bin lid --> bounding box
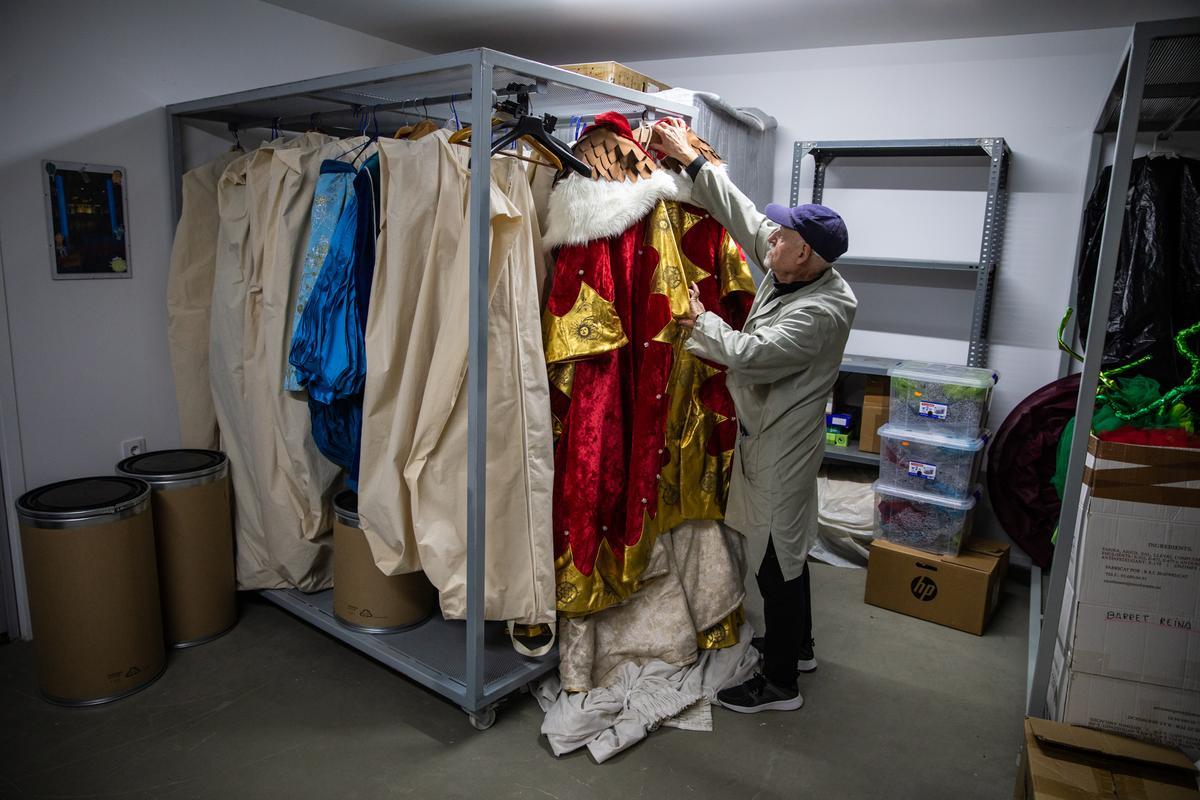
[887,361,999,389]
[878,424,989,451]
[873,480,980,510]
[333,490,359,527]
[116,449,227,483]
[17,476,150,524]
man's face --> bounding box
[764,227,810,278]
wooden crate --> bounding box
[557,61,671,94]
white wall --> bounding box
[632,28,1132,562]
[0,0,425,636]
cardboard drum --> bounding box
[17,476,165,706]
[333,491,435,633]
[117,449,236,647]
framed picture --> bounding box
[42,161,131,280]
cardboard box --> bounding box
[859,393,889,455]
[1053,437,1200,692]
[1059,581,1200,691]
[1048,639,1200,759]
[1015,717,1199,799]
[864,537,1009,635]
[557,62,671,93]
[1071,437,1200,618]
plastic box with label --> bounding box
[877,423,988,499]
[887,361,997,438]
[873,481,979,556]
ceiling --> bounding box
[265,0,1197,63]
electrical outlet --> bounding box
[121,437,147,459]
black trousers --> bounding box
[757,536,813,688]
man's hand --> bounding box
[675,282,706,330]
[651,118,700,165]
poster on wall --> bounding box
[42,161,131,280]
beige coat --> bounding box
[684,164,857,580]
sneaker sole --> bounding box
[797,659,818,674]
[719,695,804,714]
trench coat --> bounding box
[684,164,857,580]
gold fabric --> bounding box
[697,606,744,650]
[542,281,628,365]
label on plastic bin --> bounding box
[907,461,938,480]
[918,401,949,420]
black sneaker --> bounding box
[717,674,804,713]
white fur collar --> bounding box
[542,165,722,248]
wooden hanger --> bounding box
[394,118,439,140]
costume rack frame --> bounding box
[165,49,697,730]
[1027,16,1200,718]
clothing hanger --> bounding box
[394,99,439,140]
[228,123,243,152]
[337,106,376,165]
[450,87,590,176]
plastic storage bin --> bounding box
[873,481,979,556]
[887,361,998,437]
[878,424,988,499]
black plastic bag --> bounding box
[1076,155,1200,397]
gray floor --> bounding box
[0,563,1029,800]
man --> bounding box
[653,118,857,713]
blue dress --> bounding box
[284,160,357,392]
[288,154,381,487]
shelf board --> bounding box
[803,138,1001,158]
[823,441,881,465]
[838,354,901,376]
[836,256,980,272]
[260,588,558,711]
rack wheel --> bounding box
[467,707,496,731]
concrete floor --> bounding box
[0,563,1029,800]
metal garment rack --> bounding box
[791,139,1010,466]
[1027,16,1200,718]
[165,49,696,730]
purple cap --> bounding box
[764,203,849,263]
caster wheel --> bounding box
[468,707,496,731]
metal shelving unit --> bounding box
[791,137,1011,369]
[824,354,902,465]
[1027,16,1200,719]
[165,49,697,730]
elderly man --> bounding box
[654,118,857,713]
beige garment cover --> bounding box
[359,133,556,625]
[557,522,746,693]
[209,134,354,590]
[211,145,269,588]
[239,133,351,591]
[167,150,240,449]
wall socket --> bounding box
[120,437,147,459]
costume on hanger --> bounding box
[283,158,358,392]
[543,113,755,619]
[357,132,555,627]
[541,113,756,690]
[167,149,240,449]
[289,152,380,485]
